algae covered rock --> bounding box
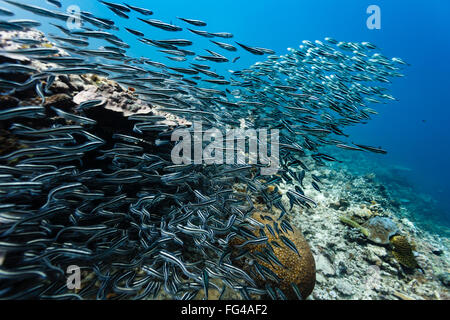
[341,216,399,244]
[364,216,399,244]
[340,215,421,270]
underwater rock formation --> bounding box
[364,217,400,244]
[340,216,399,245]
[340,216,420,270]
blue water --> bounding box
[4,0,449,229]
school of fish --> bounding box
[0,0,408,300]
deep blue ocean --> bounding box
[3,0,449,231]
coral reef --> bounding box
[390,235,419,269]
[363,217,400,244]
[283,164,449,300]
[340,216,420,271]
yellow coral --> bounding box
[390,235,418,269]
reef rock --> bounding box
[363,216,399,244]
[335,280,354,296]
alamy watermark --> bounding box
[66,5,82,30]
[171,121,280,175]
[367,5,381,30]
[66,265,81,290]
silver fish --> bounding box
[177,17,207,27]
[138,18,182,32]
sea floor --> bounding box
[283,164,450,300]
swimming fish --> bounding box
[178,17,207,27]
[138,18,182,32]
[0,0,407,301]
[210,40,237,52]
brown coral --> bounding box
[232,204,316,299]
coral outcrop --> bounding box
[233,204,316,299]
